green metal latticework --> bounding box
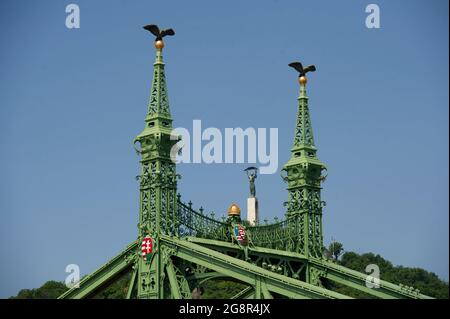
[59,28,432,299]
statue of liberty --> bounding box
[244,167,258,197]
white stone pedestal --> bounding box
[247,197,259,226]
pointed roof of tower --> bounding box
[284,69,326,169]
[136,26,175,140]
[293,81,315,150]
[145,48,172,123]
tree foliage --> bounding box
[201,279,247,299]
[91,272,131,299]
[325,241,344,261]
[10,280,68,299]
[335,251,449,299]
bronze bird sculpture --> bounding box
[143,24,175,49]
[288,62,316,77]
[143,24,175,41]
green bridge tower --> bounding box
[59,25,432,299]
[133,37,179,299]
[283,72,327,283]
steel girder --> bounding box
[183,236,431,299]
[231,286,254,299]
[58,241,138,299]
[159,235,350,299]
[309,259,432,299]
[58,235,431,299]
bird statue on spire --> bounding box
[288,61,316,85]
[143,24,175,50]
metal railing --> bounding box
[177,200,230,241]
[247,216,303,253]
[176,199,306,253]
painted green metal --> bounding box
[58,241,138,299]
[133,46,180,299]
[184,236,430,299]
[59,33,432,299]
[231,286,254,299]
[282,81,327,261]
[160,235,351,299]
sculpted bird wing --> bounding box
[161,28,175,37]
[143,24,160,37]
[288,62,304,74]
[303,65,316,73]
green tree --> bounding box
[328,241,344,261]
[339,251,449,299]
[91,272,131,299]
[10,281,68,299]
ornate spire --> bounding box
[286,62,319,161]
[282,63,326,260]
[136,25,175,143]
[283,63,326,182]
[292,79,316,157]
[145,47,172,126]
[135,25,178,299]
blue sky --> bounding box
[0,0,448,297]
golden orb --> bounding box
[227,203,241,216]
[155,40,164,50]
[299,76,307,85]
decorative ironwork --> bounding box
[147,57,171,118]
[177,200,230,241]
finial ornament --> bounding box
[227,203,241,216]
[288,61,316,85]
[143,24,175,50]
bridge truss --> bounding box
[59,28,431,299]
